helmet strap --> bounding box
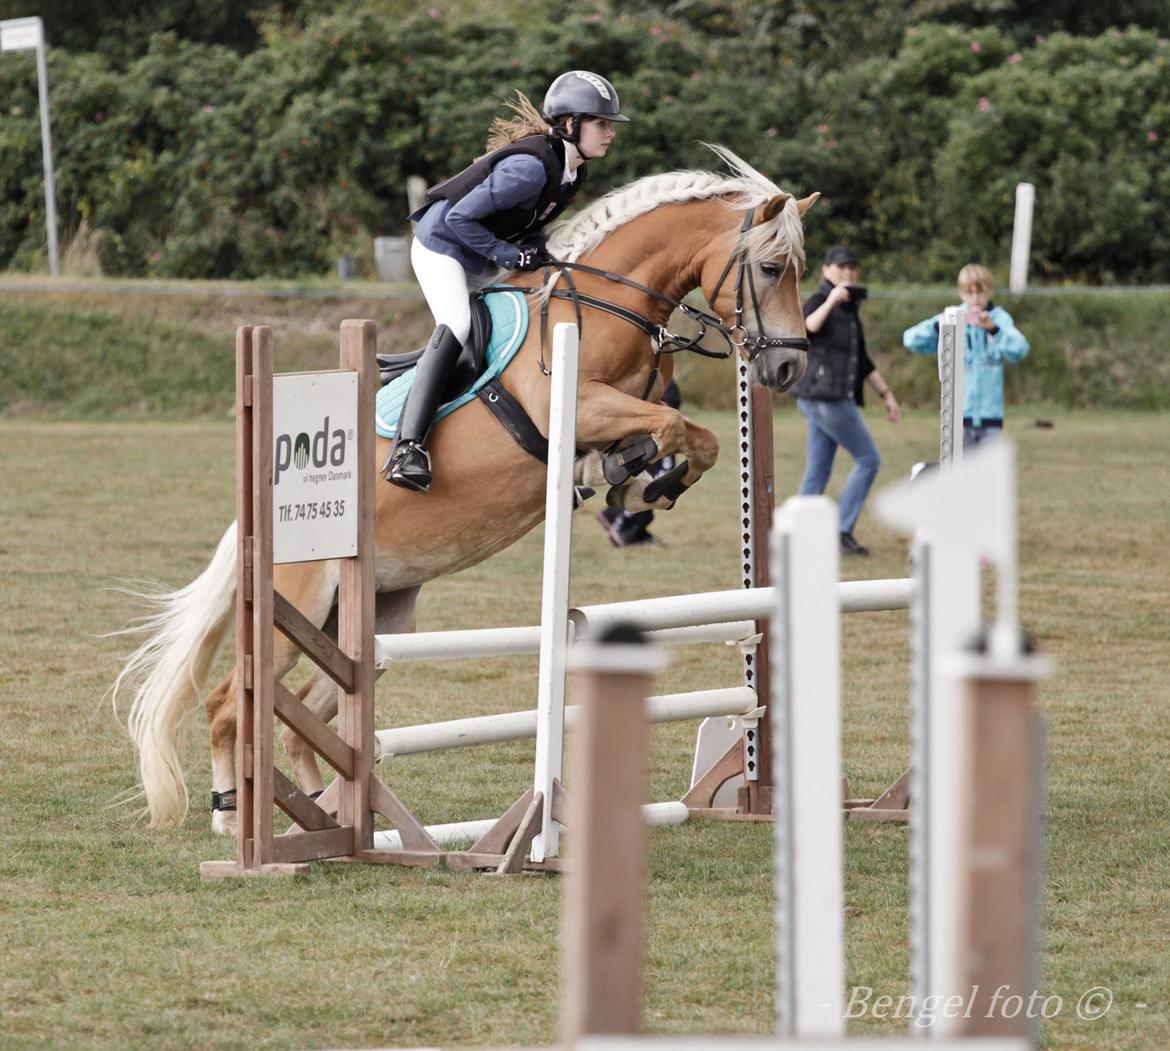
[552,115,582,146]
[563,140,586,171]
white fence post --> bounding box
[908,535,982,1034]
[772,496,844,1037]
[1009,182,1035,294]
[531,323,580,863]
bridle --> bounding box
[493,205,811,398]
[706,207,812,360]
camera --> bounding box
[847,285,868,302]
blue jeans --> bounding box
[795,397,881,533]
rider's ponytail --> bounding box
[484,91,557,153]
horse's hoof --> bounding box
[211,809,237,836]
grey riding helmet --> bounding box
[543,71,630,141]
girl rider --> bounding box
[382,70,629,492]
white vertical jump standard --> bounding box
[770,498,844,1037]
[939,305,966,468]
[879,439,1049,1040]
[531,322,580,863]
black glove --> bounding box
[514,245,554,272]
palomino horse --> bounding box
[114,147,817,832]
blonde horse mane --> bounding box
[545,144,806,269]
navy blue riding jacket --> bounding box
[411,138,580,275]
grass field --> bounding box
[1,406,1168,1050]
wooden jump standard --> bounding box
[201,321,443,878]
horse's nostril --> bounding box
[776,361,796,390]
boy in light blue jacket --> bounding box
[902,264,1030,446]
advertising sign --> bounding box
[271,371,358,564]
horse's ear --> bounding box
[754,192,792,224]
[797,192,821,217]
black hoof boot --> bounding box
[602,435,659,486]
[383,440,432,492]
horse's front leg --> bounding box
[606,415,720,512]
[206,671,238,835]
[575,380,688,473]
[576,380,719,511]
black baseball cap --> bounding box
[824,245,860,266]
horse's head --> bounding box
[704,191,820,392]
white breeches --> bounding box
[411,238,473,344]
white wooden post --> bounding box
[909,535,982,1033]
[1009,182,1035,294]
[531,323,580,862]
[772,496,844,1037]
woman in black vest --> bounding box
[791,246,901,556]
[383,71,629,493]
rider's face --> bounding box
[577,117,616,158]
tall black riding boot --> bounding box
[381,324,464,492]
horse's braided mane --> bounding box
[545,144,806,270]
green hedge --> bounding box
[3,4,1170,283]
[2,286,1168,418]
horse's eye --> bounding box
[760,263,781,278]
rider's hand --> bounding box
[513,246,554,272]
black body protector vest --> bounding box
[425,134,586,243]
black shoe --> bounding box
[840,531,870,556]
[596,510,623,547]
[383,440,432,493]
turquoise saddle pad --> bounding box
[375,289,530,439]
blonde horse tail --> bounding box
[111,522,238,828]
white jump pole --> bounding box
[1009,182,1035,295]
[373,620,760,666]
[771,496,844,1037]
[531,322,580,863]
[374,800,688,852]
[571,577,913,633]
[374,576,912,666]
[375,686,758,758]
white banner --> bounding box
[271,371,359,564]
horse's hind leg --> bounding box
[282,585,422,796]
